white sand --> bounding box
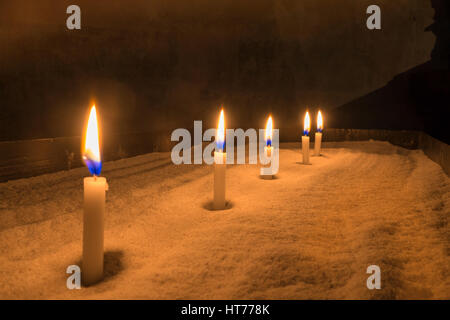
[0,141,448,299]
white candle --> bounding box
[314,110,323,156]
[213,109,226,210]
[314,132,322,156]
[302,135,310,164]
[302,111,311,164]
[214,151,226,209]
[81,105,107,285]
[83,176,107,285]
[265,146,272,158]
[261,146,273,179]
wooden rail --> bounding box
[0,131,171,182]
[0,129,447,182]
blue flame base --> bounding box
[84,158,102,176]
[216,141,225,153]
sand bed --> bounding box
[0,141,449,299]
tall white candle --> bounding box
[214,151,226,209]
[314,110,323,156]
[213,109,226,210]
[302,111,311,164]
[81,105,107,285]
[83,176,107,285]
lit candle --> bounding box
[213,109,226,210]
[261,115,274,179]
[314,110,323,156]
[82,105,108,285]
[302,111,311,164]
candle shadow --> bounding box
[202,201,234,211]
[295,162,313,165]
[103,250,125,282]
[76,249,125,287]
[259,174,279,180]
[311,154,330,159]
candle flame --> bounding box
[317,110,323,133]
[265,115,273,147]
[83,105,102,175]
[303,111,311,136]
[216,108,225,152]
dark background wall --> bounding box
[329,0,449,143]
[0,0,436,141]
